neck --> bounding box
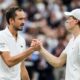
[8,25,18,39]
[70,25,80,38]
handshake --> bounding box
[30,39,42,51]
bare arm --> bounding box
[21,62,30,80]
[40,46,67,68]
[1,46,39,67]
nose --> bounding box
[22,19,25,23]
[20,20,25,26]
[21,23,24,26]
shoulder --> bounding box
[0,30,5,34]
[0,29,6,38]
[0,30,8,44]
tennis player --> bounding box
[0,7,40,80]
[31,9,80,80]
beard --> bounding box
[13,26,23,31]
[13,23,24,31]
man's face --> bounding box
[12,10,26,31]
[65,16,78,31]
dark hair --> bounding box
[6,7,24,24]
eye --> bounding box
[19,18,23,20]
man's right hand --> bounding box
[30,39,42,51]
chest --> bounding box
[6,36,25,56]
[67,39,80,65]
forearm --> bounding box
[6,47,34,67]
[21,62,30,80]
[40,47,62,68]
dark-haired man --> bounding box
[0,7,40,80]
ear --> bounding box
[75,19,79,24]
[9,18,14,24]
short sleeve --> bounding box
[0,36,9,52]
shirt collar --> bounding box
[5,26,20,39]
[5,27,13,37]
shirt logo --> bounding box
[20,45,23,48]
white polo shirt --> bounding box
[0,28,26,80]
[63,35,80,80]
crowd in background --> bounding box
[0,0,80,80]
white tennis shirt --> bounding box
[0,27,26,80]
[63,35,80,80]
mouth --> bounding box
[20,26,24,29]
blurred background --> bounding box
[0,0,80,80]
